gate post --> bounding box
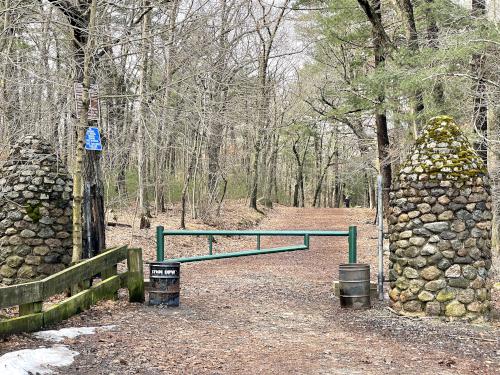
[348,226,357,263]
[156,226,165,261]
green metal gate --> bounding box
[156,226,358,264]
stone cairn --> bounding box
[388,116,492,320]
[0,135,73,285]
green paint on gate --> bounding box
[156,226,357,264]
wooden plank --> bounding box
[19,301,43,316]
[90,275,121,304]
[0,313,43,336]
[127,248,145,303]
[43,245,128,298]
[0,281,43,309]
[101,265,118,299]
[43,289,92,327]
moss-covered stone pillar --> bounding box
[388,116,492,320]
[0,135,73,285]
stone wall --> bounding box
[388,116,492,320]
[0,135,73,285]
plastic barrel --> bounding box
[339,263,371,309]
[149,262,180,306]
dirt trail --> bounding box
[1,208,499,374]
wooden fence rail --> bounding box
[0,245,144,336]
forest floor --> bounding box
[1,204,499,374]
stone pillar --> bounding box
[388,116,492,320]
[0,135,73,285]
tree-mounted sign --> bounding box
[84,127,103,151]
[74,83,100,121]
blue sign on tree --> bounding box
[85,127,103,151]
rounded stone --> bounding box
[437,195,450,205]
[8,235,22,245]
[399,230,412,239]
[451,220,466,232]
[33,246,50,256]
[436,288,456,302]
[462,265,477,280]
[45,238,62,248]
[14,245,31,256]
[421,244,436,255]
[408,279,425,293]
[420,266,441,281]
[403,300,422,312]
[421,213,437,223]
[445,301,466,317]
[425,301,441,315]
[408,211,420,219]
[0,265,17,278]
[417,203,431,213]
[403,247,420,258]
[423,222,449,232]
[395,277,409,290]
[5,228,17,235]
[44,254,61,264]
[438,211,454,221]
[408,256,427,268]
[476,288,488,301]
[6,255,24,268]
[440,231,457,240]
[17,264,36,279]
[466,301,483,312]
[431,204,445,214]
[398,214,409,222]
[400,289,416,302]
[37,263,65,275]
[445,264,461,278]
[425,279,447,291]
[470,277,485,289]
[418,291,434,302]
[457,289,475,304]
[409,237,426,246]
[19,229,36,238]
[396,240,410,248]
[38,227,55,239]
[389,288,400,301]
[25,255,42,265]
[448,277,470,288]
[403,267,419,279]
[428,252,444,266]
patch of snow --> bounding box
[33,325,116,342]
[0,345,78,375]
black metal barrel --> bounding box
[339,263,371,309]
[149,262,180,306]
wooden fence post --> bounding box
[127,248,145,303]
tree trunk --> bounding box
[396,0,423,136]
[155,0,180,214]
[180,131,199,229]
[137,0,151,229]
[357,0,392,208]
[48,0,106,258]
[425,0,444,106]
[471,0,488,165]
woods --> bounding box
[1,0,499,254]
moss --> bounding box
[25,203,41,222]
[402,116,487,182]
[0,313,43,335]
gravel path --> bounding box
[1,207,498,374]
